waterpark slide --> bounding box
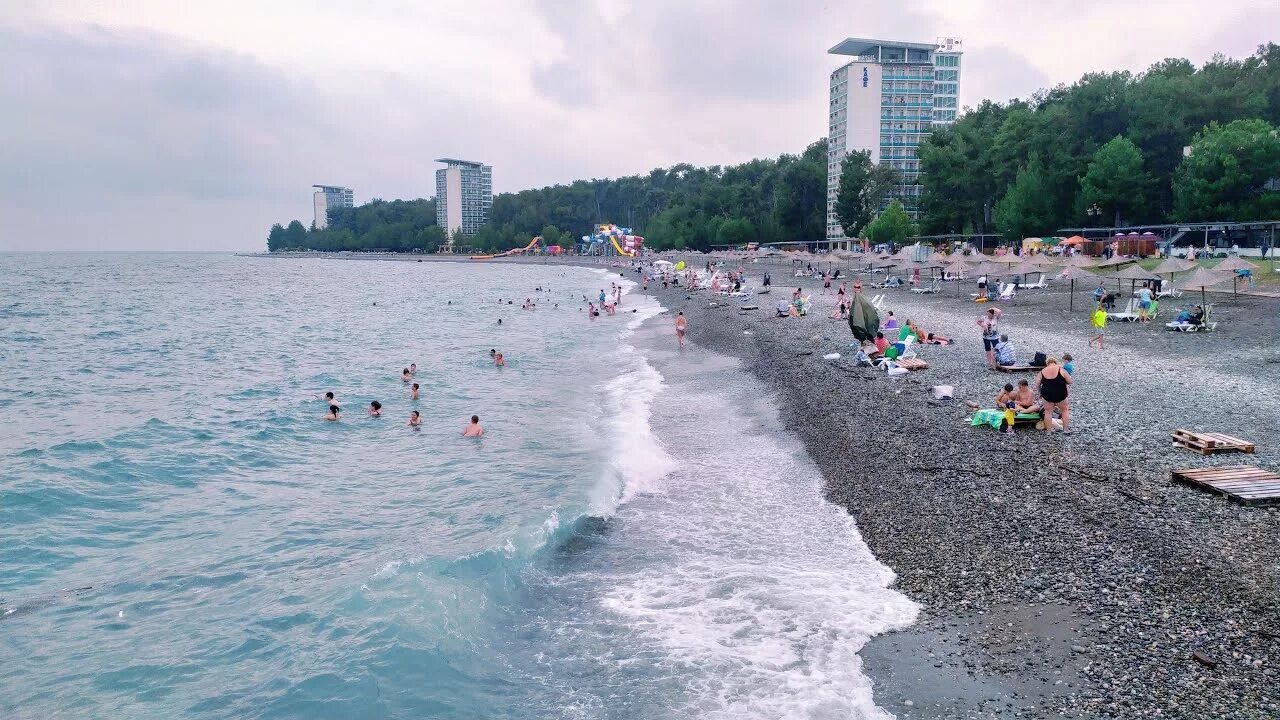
[470,236,541,260]
[609,236,637,257]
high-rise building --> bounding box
[435,159,493,246]
[312,185,354,229]
[826,37,962,239]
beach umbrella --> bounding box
[1095,254,1134,268]
[1110,263,1162,295]
[1063,254,1099,268]
[1178,267,1233,306]
[1213,257,1260,297]
[1151,257,1196,275]
[847,292,880,343]
[1061,266,1105,311]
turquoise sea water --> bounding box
[1,254,916,719]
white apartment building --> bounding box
[826,37,963,239]
[312,185,354,230]
[435,159,493,246]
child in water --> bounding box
[408,410,422,427]
[402,368,411,382]
[495,352,505,367]
[410,383,420,401]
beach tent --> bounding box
[847,293,880,343]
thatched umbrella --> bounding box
[1063,254,1100,269]
[1178,267,1234,306]
[1095,254,1135,268]
[1214,256,1260,297]
[1061,266,1106,311]
[1110,263,1162,295]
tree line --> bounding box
[267,44,1280,253]
[917,44,1280,237]
[267,141,830,253]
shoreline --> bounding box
[638,270,1280,719]
[254,252,1280,717]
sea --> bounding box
[0,253,917,720]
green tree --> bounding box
[774,141,827,242]
[864,200,916,247]
[715,218,755,246]
[539,224,566,248]
[266,223,287,251]
[1079,135,1150,226]
[994,155,1056,240]
[834,150,900,237]
[284,220,308,248]
[1173,118,1280,220]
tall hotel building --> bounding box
[826,37,962,240]
[312,185,354,229]
[435,159,493,246]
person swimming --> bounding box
[401,368,411,382]
[490,349,496,358]
[409,363,417,376]
[497,318,502,325]
[463,415,484,437]
[410,382,420,401]
[323,391,338,407]
[369,400,382,417]
[408,410,422,427]
[324,405,340,421]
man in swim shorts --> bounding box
[463,415,484,436]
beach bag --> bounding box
[1032,351,1047,367]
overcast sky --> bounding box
[1,0,1276,251]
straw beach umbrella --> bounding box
[1213,256,1260,297]
[1110,263,1162,295]
[1061,266,1105,311]
[1178,267,1233,306]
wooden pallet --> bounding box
[993,364,1037,373]
[1172,466,1280,505]
[1171,429,1256,455]
[896,358,929,371]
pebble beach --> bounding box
[642,265,1280,719]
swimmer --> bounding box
[401,368,411,382]
[490,349,497,358]
[323,391,338,407]
[410,382,420,401]
[495,352,505,367]
[324,404,340,421]
[497,318,502,325]
[408,410,422,427]
[369,400,382,417]
[463,415,484,437]
[409,363,417,376]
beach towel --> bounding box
[971,408,1014,430]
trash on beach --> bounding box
[931,385,954,399]
[823,352,841,360]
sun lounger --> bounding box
[1020,274,1048,289]
[911,279,941,294]
[1166,304,1216,332]
[1107,298,1138,322]
[870,293,886,311]
[1156,284,1182,298]
[997,283,1016,301]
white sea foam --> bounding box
[595,342,919,718]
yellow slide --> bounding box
[470,236,541,260]
[610,236,636,257]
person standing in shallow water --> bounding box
[463,415,483,436]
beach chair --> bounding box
[1156,284,1182,299]
[997,283,1016,301]
[1107,298,1138,322]
[870,293,887,311]
[911,279,941,294]
[1020,274,1048,289]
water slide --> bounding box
[470,236,541,260]
[610,236,637,257]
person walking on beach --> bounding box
[822,272,831,294]
[763,272,771,290]
[463,415,484,436]
[977,307,1003,368]
[1036,358,1071,433]
[675,311,687,347]
[1089,304,1107,349]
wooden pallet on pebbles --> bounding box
[1171,429,1256,455]
[895,358,928,371]
[1171,466,1280,505]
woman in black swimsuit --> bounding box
[1036,358,1072,433]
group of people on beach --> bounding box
[320,363,484,436]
